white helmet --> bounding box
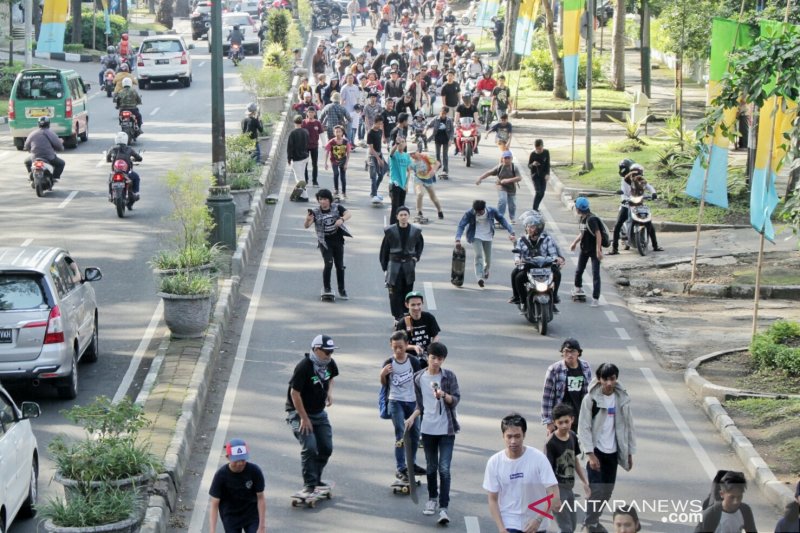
[122,77,133,88]
[115,132,128,145]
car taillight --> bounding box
[8,99,14,120]
[65,98,72,118]
[137,54,144,67]
[43,305,65,344]
[181,51,188,64]
[113,173,126,182]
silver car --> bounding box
[0,246,102,399]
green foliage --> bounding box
[522,50,605,92]
[287,19,303,52]
[63,43,85,53]
[62,396,149,438]
[156,0,174,29]
[162,163,216,269]
[267,8,291,49]
[298,0,313,33]
[608,113,648,144]
[66,11,128,51]
[230,174,258,190]
[262,41,291,71]
[726,397,800,425]
[227,133,257,175]
[38,486,137,527]
[782,180,800,238]
[158,271,215,295]
[0,64,27,96]
[240,64,290,97]
[150,244,220,271]
[649,15,671,53]
[624,15,640,45]
[654,1,719,61]
[750,320,800,375]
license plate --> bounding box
[531,268,550,276]
[25,107,53,119]
[636,206,650,214]
[0,329,11,343]
[156,59,169,65]
[112,182,125,189]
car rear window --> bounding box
[141,40,184,53]
[224,14,251,26]
[0,274,47,310]
[14,72,64,100]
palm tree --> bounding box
[610,0,625,90]
[542,0,566,98]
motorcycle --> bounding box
[411,124,427,152]
[464,74,477,95]
[109,159,138,218]
[461,0,479,25]
[104,69,115,97]
[118,109,141,144]
[456,117,477,167]
[30,159,55,198]
[229,43,244,66]
[513,254,556,335]
[618,192,653,256]
[311,0,343,29]
[478,90,493,125]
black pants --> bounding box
[389,184,407,225]
[510,265,561,302]
[434,139,449,173]
[389,274,413,319]
[532,176,546,211]
[220,518,259,533]
[613,207,659,250]
[305,147,319,185]
[319,238,345,292]
[25,156,66,181]
[575,252,601,300]
[584,449,619,527]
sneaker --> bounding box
[312,182,320,188]
[591,298,600,307]
[438,211,444,219]
[297,487,316,499]
[553,294,561,304]
[573,287,586,296]
[508,297,520,304]
[553,305,560,313]
[338,289,349,300]
[372,195,382,203]
[607,249,619,255]
[323,287,333,294]
[377,194,384,201]
[424,499,438,515]
[478,279,485,288]
[483,269,490,279]
[653,246,665,252]
[413,464,426,475]
[342,193,348,200]
[396,470,409,483]
[437,508,450,525]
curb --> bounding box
[34,50,97,62]
[617,278,800,300]
[513,108,628,122]
[138,33,316,533]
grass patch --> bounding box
[733,268,800,286]
[474,31,496,54]
[504,69,631,111]
[0,100,8,117]
[779,438,800,467]
[129,21,168,32]
[725,398,800,426]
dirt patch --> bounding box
[698,350,800,395]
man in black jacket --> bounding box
[380,206,424,320]
[528,139,550,211]
[287,115,310,184]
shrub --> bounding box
[297,0,313,34]
[750,320,800,375]
[63,43,85,53]
[263,41,290,71]
[267,9,291,49]
[287,19,303,52]
[66,10,128,51]
[522,50,604,92]
[0,64,27,96]
[240,64,290,97]
[158,271,215,295]
[39,486,137,527]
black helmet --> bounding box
[618,158,634,177]
[38,116,50,128]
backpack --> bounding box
[378,384,391,419]
[588,215,611,248]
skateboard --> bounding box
[291,481,335,508]
[391,477,421,495]
[413,215,430,224]
[372,196,384,207]
[571,288,587,302]
[439,171,449,180]
[451,245,466,287]
[265,194,279,204]
[402,429,419,503]
[320,288,336,302]
[290,180,307,202]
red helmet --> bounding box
[113,160,129,172]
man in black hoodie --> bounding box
[287,115,310,185]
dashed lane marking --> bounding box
[423,281,437,310]
[169,89,178,97]
[465,516,480,533]
[615,327,631,340]
[604,310,619,323]
[57,191,78,208]
[627,345,644,361]
[21,238,33,247]
[199,61,206,67]
[150,107,160,116]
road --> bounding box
[4,20,257,533]
[167,24,779,533]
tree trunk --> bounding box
[610,0,625,90]
[543,0,566,98]
[71,0,82,44]
[121,0,128,19]
[498,0,521,70]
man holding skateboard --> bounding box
[208,439,266,533]
[380,206,425,320]
[455,199,515,288]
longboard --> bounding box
[290,480,335,508]
[290,180,307,202]
[571,288,587,302]
[403,428,418,504]
[451,246,466,287]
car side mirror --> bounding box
[21,401,41,419]
[187,43,195,50]
[83,267,103,282]
[84,83,91,92]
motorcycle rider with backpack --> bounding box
[99,46,120,84]
[106,131,143,200]
[116,77,144,133]
[609,160,664,254]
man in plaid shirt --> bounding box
[320,92,352,141]
[541,338,593,435]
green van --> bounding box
[8,68,91,150]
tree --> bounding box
[157,0,174,28]
[71,0,82,44]
[610,0,625,90]
[498,1,522,70]
[542,0,566,98]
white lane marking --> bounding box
[615,327,631,340]
[112,300,164,404]
[627,345,644,361]
[21,238,33,247]
[0,151,13,161]
[57,191,79,208]
[150,107,160,116]
[135,342,165,406]
[423,281,437,310]
[465,516,480,533]
[169,89,178,97]
[199,61,206,67]
[188,171,291,532]
[640,368,717,478]
[604,310,619,323]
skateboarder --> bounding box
[304,189,352,299]
[380,206,424,320]
[455,199,515,288]
[410,148,443,222]
[528,139,550,212]
[476,150,522,223]
[569,197,604,307]
[208,439,267,533]
[367,116,387,202]
[285,335,339,501]
[287,115,311,185]
[394,291,440,359]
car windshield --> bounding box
[0,274,47,311]
[195,3,211,12]
[224,14,251,26]
[140,40,184,53]
[15,72,64,100]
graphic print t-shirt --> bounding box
[394,312,441,352]
[545,431,581,489]
[326,139,349,164]
[285,356,339,414]
[317,204,347,237]
[565,365,586,427]
[492,85,510,111]
[388,357,416,402]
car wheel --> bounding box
[83,316,99,363]
[57,351,79,400]
[0,515,5,533]
[64,132,79,149]
[182,75,192,88]
[79,119,89,142]
[17,456,38,518]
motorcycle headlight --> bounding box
[535,281,549,292]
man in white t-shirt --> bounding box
[483,413,560,533]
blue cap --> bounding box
[502,150,513,159]
[226,439,249,461]
[575,197,590,212]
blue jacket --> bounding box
[455,207,514,243]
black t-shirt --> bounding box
[434,117,449,142]
[381,110,398,139]
[389,125,409,146]
[580,215,601,254]
[565,365,586,431]
[317,204,347,239]
[208,463,265,528]
[492,85,511,111]
[367,127,384,156]
[545,431,581,488]
[440,81,460,107]
[433,26,445,42]
[285,356,339,414]
[456,103,476,120]
[394,311,441,351]
[421,35,433,53]
[528,149,550,180]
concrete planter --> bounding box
[42,514,141,533]
[55,470,153,504]
[258,96,286,114]
[257,136,272,163]
[231,188,255,223]
[158,292,214,338]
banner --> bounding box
[685,18,755,208]
[36,0,69,54]
[476,0,500,28]
[562,0,583,101]
[514,0,541,55]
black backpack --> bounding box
[588,215,611,248]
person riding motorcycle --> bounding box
[228,24,245,58]
[112,63,137,93]
[443,7,456,23]
[106,131,143,200]
[23,116,65,181]
[509,213,564,310]
[99,45,120,84]
[116,77,144,132]
[454,91,481,154]
[609,161,663,254]
[476,67,497,93]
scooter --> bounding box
[109,159,139,218]
[118,109,141,144]
[30,159,55,198]
[229,43,244,66]
[461,0,479,25]
[104,69,116,97]
[478,89,493,125]
[455,117,478,167]
[512,254,556,335]
[618,193,653,256]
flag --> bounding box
[562,0,583,101]
[35,0,69,54]
[685,18,755,208]
[476,0,500,28]
[514,0,541,55]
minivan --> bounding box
[8,68,91,151]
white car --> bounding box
[135,35,194,89]
[0,384,40,533]
[209,12,260,55]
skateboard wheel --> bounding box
[309,500,316,508]
[402,486,409,494]
[291,500,298,507]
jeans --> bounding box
[554,484,577,533]
[369,155,386,197]
[357,117,365,141]
[332,161,347,194]
[471,238,492,281]
[350,14,357,31]
[532,176,546,211]
[435,139,449,173]
[421,434,454,509]
[253,140,261,164]
[349,126,357,147]
[379,33,388,53]
[290,157,309,184]
[388,399,419,472]
[25,156,66,181]
[496,191,516,221]
[584,449,619,527]
[305,147,319,185]
[575,252,601,300]
[389,183,407,225]
[287,410,333,491]
[319,238,345,292]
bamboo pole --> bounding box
[571,99,576,165]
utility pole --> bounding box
[583,0,594,171]
[640,0,650,97]
[207,0,236,249]
[24,0,33,67]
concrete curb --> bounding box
[514,109,628,122]
[34,50,97,62]
[618,278,800,300]
[139,32,317,533]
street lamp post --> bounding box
[583,0,594,171]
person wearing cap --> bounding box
[541,338,593,435]
[405,342,460,525]
[320,92,352,142]
[241,103,264,163]
[509,211,563,308]
[285,334,340,500]
[323,76,341,106]
[455,199,515,288]
[476,151,521,223]
[380,206,425,319]
[394,290,441,357]
[208,439,266,533]
[569,196,604,307]
[302,107,323,187]
[287,115,311,188]
[293,92,319,118]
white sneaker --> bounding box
[423,499,437,515]
[372,195,382,202]
[437,508,450,525]
[591,298,600,307]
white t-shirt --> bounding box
[715,508,745,533]
[482,446,558,531]
[388,357,416,402]
[595,393,617,454]
[474,212,493,241]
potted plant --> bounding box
[240,64,290,113]
[229,173,258,223]
[158,271,215,338]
